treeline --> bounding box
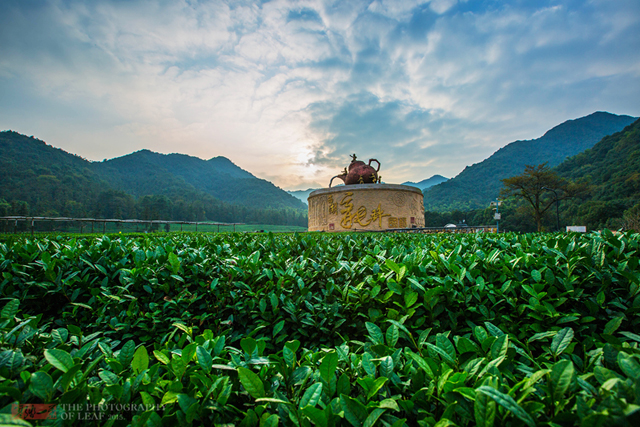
[0,190,307,227]
[425,201,571,233]
[0,131,307,227]
[424,204,532,232]
[426,199,640,233]
[425,118,640,232]
[425,176,640,233]
[422,112,636,212]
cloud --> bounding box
[306,91,501,183]
[0,0,638,191]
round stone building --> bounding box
[308,184,425,232]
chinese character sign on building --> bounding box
[308,185,425,232]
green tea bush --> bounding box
[0,230,639,426]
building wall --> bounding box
[308,184,425,232]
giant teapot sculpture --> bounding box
[329,154,381,187]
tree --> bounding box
[96,190,135,219]
[500,163,587,232]
[622,202,640,231]
[0,199,10,216]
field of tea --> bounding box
[1,230,639,426]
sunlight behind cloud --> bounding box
[0,0,638,190]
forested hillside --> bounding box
[0,131,106,217]
[556,118,640,229]
[93,150,305,210]
[0,131,307,226]
[423,112,636,211]
[425,118,640,232]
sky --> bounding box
[1,0,639,190]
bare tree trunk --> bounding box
[535,214,543,232]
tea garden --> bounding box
[0,230,639,426]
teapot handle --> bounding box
[368,159,380,172]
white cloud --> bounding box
[429,0,456,15]
[0,0,638,191]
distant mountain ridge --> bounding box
[402,175,448,190]
[287,189,316,205]
[286,177,441,205]
[93,149,304,210]
[0,131,307,225]
[423,112,637,212]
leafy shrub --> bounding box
[1,230,639,425]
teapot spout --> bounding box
[329,174,346,188]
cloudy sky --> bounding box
[1,0,639,190]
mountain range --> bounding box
[402,175,449,191]
[556,118,640,228]
[91,149,304,210]
[1,110,638,229]
[422,112,637,212]
[0,131,306,225]
[289,175,449,205]
[287,189,317,206]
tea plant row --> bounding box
[0,230,639,426]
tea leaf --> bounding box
[168,252,180,274]
[362,353,376,376]
[196,346,213,373]
[261,414,279,427]
[527,331,556,343]
[238,366,265,398]
[132,345,149,375]
[367,377,388,400]
[365,322,384,345]
[363,408,386,427]
[550,327,574,357]
[273,320,285,337]
[476,386,535,427]
[617,352,640,380]
[604,317,623,335]
[490,335,508,360]
[484,322,505,337]
[386,325,399,347]
[1,299,19,319]
[436,333,457,360]
[299,382,323,408]
[44,349,74,373]
[386,319,412,339]
[319,351,338,383]
[154,350,170,365]
[531,269,542,283]
[29,371,53,400]
[427,343,456,366]
[117,340,136,367]
[340,394,368,427]
[550,360,574,403]
[302,406,328,427]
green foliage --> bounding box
[1,231,640,425]
[0,131,307,227]
[433,118,640,231]
[500,163,588,231]
[623,203,640,231]
[558,119,640,230]
[423,112,636,212]
[93,149,305,210]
